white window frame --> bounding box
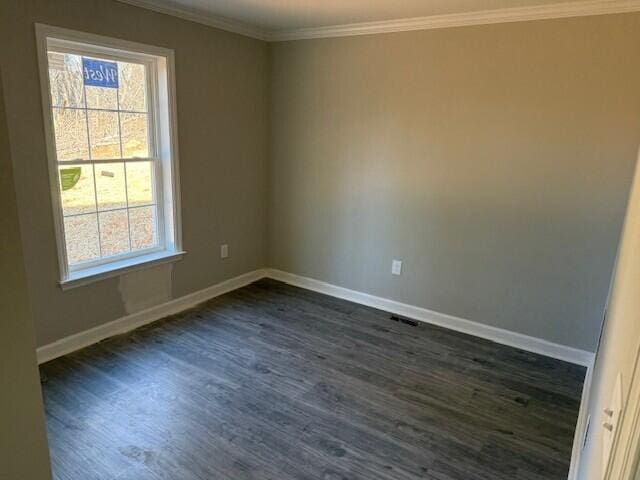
[36,24,184,289]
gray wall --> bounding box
[0,0,269,346]
[268,13,640,352]
[3,1,640,354]
[0,70,52,480]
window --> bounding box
[36,25,183,288]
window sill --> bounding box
[60,250,186,290]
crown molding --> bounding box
[268,0,640,41]
[116,0,640,42]
[116,0,269,40]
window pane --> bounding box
[48,52,84,108]
[118,61,147,112]
[53,108,89,161]
[129,206,157,250]
[58,165,96,216]
[85,85,118,110]
[120,113,149,158]
[64,214,100,264]
[126,161,154,207]
[88,111,121,159]
[95,163,127,211]
[99,209,130,257]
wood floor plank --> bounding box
[41,279,585,480]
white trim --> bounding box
[269,0,640,41]
[37,269,268,364]
[117,0,640,42]
[35,24,183,285]
[115,0,268,41]
[266,269,595,367]
[605,344,640,479]
[36,25,70,283]
[60,250,186,290]
[35,23,180,62]
[569,362,595,479]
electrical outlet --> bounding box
[220,244,229,259]
[392,260,402,275]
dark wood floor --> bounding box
[41,279,585,480]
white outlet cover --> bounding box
[392,260,402,275]
[220,244,229,259]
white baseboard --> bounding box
[38,266,595,368]
[36,269,268,364]
[265,268,595,367]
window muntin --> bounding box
[39,29,181,284]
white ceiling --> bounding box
[118,0,640,39]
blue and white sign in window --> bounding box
[82,58,119,88]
